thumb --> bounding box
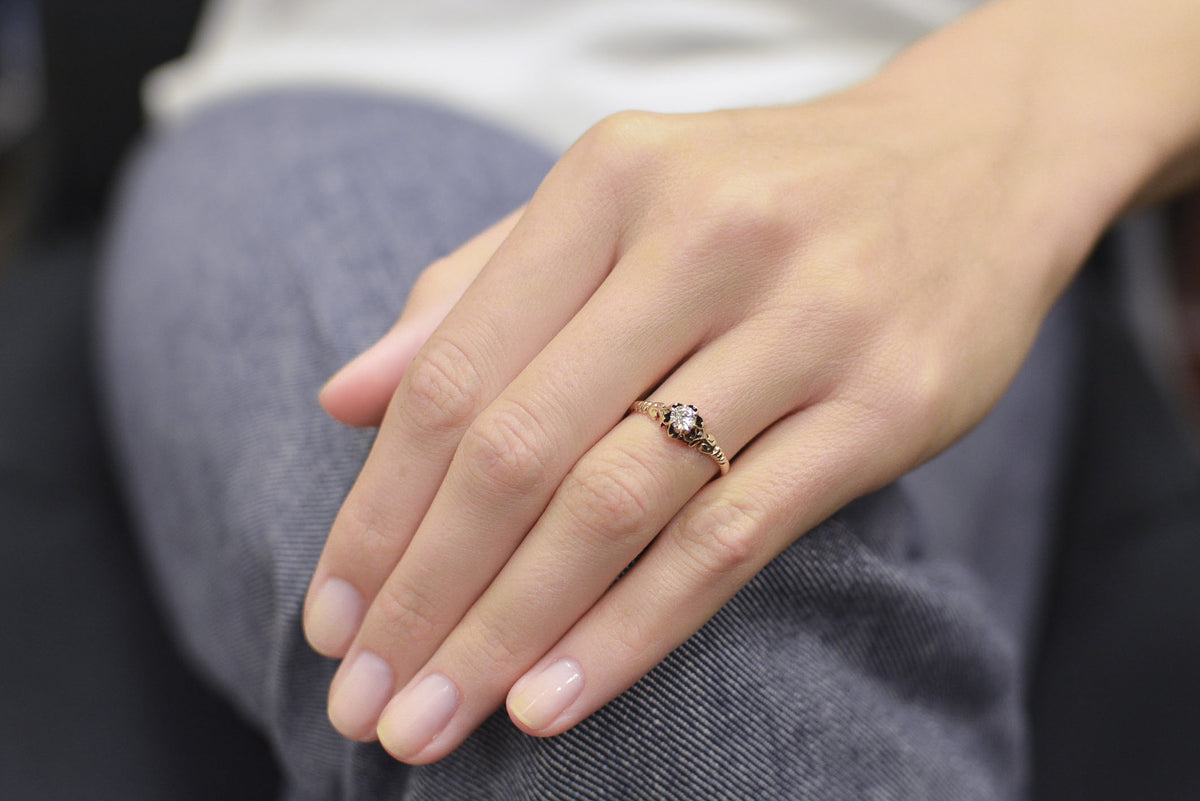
[319,207,524,427]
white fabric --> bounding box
[147,0,977,150]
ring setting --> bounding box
[629,401,730,475]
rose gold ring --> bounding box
[629,401,729,476]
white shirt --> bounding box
[147,0,976,151]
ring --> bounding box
[629,401,730,475]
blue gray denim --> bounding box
[97,91,1080,800]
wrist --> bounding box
[866,0,1200,293]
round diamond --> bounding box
[669,404,697,436]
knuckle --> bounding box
[659,178,803,315]
[856,346,950,437]
[458,399,554,495]
[692,178,796,251]
[336,499,402,568]
[400,335,484,439]
[461,613,525,674]
[374,581,445,648]
[606,601,656,661]
[670,183,803,284]
[575,110,673,190]
[672,496,766,577]
[561,447,662,547]
[890,362,944,424]
[893,359,955,445]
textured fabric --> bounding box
[98,90,1079,800]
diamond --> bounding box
[669,404,697,436]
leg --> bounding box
[98,89,1079,800]
[98,90,555,796]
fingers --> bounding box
[303,179,627,662]
[361,323,834,762]
[372,417,716,762]
[317,251,704,740]
[307,109,712,672]
[320,208,525,428]
[506,398,882,738]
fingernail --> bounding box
[328,651,394,740]
[377,673,460,758]
[508,658,583,731]
[306,577,365,655]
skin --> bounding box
[303,0,1200,765]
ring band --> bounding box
[629,401,730,476]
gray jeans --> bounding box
[98,91,1079,800]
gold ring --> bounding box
[629,401,730,476]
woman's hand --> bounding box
[303,0,1200,765]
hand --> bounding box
[302,0,1187,763]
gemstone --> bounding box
[669,404,697,436]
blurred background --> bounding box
[0,1,279,798]
[0,2,1196,799]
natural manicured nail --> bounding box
[377,673,460,758]
[508,658,584,731]
[306,577,365,655]
[328,651,394,740]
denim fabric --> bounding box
[97,91,1079,800]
